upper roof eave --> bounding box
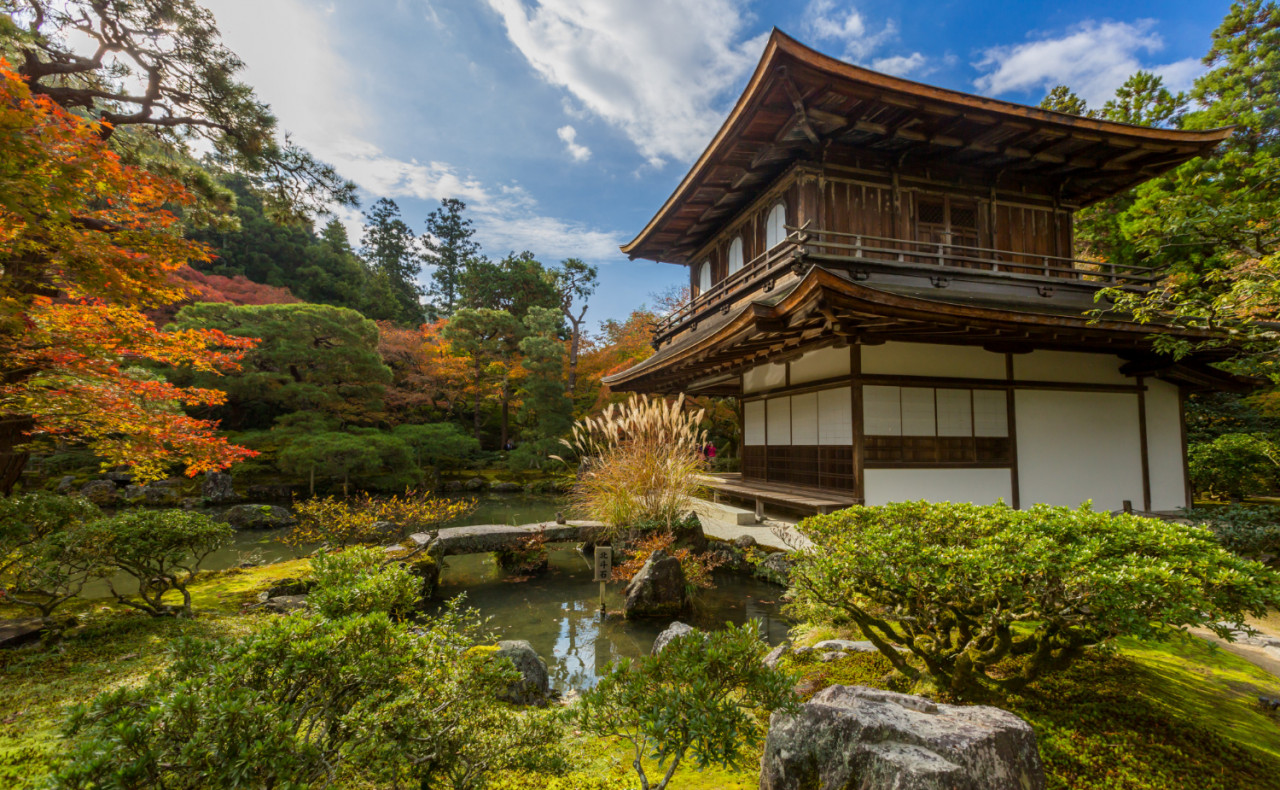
[620,28,1232,262]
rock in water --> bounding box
[143,479,182,506]
[79,480,119,507]
[494,640,550,705]
[755,552,792,586]
[760,685,1045,790]
[623,549,687,618]
[652,621,702,655]
[219,504,296,531]
[202,471,238,504]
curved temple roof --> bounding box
[623,29,1231,265]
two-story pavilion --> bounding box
[604,30,1240,514]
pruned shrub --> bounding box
[559,394,707,533]
[1188,432,1280,501]
[788,500,1280,697]
[55,597,561,790]
[1186,504,1280,564]
[0,493,106,617]
[571,621,797,790]
[82,510,232,617]
[308,546,422,619]
[285,490,476,552]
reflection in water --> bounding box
[432,544,790,692]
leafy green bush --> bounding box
[54,598,558,790]
[788,501,1280,697]
[1185,504,1280,562]
[394,422,481,472]
[571,622,796,790]
[81,510,233,617]
[1188,432,1280,500]
[0,493,105,617]
[308,546,421,618]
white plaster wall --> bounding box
[767,397,791,445]
[790,346,851,384]
[743,362,787,393]
[791,392,819,444]
[862,341,1006,379]
[864,469,1013,506]
[743,400,765,445]
[1145,379,1187,510]
[817,387,853,444]
[1012,350,1128,385]
[1015,390,1144,510]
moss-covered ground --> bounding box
[3,561,1280,789]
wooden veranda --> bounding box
[700,472,861,517]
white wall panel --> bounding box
[743,400,766,446]
[901,388,936,436]
[1145,379,1187,510]
[743,362,787,393]
[1015,390,1143,510]
[864,469,1012,506]
[790,346,851,384]
[818,387,853,445]
[973,389,1009,437]
[864,386,901,435]
[791,392,819,445]
[767,397,791,445]
[1013,350,1127,385]
[936,389,973,437]
[862,341,1005,379]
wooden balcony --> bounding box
[652,226,1159,346]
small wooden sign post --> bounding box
[593,546,612,614]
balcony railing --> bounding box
[652,225,1159,344]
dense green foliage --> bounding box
[1186,504,1280,562]
[0,493,103,617]
[1189,432,1280,500]
[572,622,797,790]
[81,510,233,617]
[308,547,421,619]
[362,198,427,325]
[423,198,481,317]
[789,501,1280,696]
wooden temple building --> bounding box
[604,30,1239,514]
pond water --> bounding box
[432,545,790,692]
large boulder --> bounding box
[652,621,702,655]
[220,504,296,531]
[623,549,687,618]
[79,479,119,507]
[143,479,183,506]
[56,475,77,495]
[256,595,309,614]
[121,484,148,505]
[760,685,1045,790]
[405,556,440,601]
[755,551,792,586]
[464,476,488,492]
[493,640,550,705]
[202,471,238,504]
[491,481,522,493]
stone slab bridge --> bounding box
[399,520,605,557]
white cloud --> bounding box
[872,52,927,77]
[973,20,1203,107]
[483,0,766,166]
[801,0,898,62]
[556,125,592,161]
[200,0,623,260]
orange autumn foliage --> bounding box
[0,61,256,482]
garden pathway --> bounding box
[1190,616,1280,679]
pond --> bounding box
[432,545,789,692]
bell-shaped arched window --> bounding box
[766,202,787,250]
[728,237,744,276]
[698,260,712,293]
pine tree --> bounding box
[1038,85,1090,116]
[361,199,426,325]
[1101,71,1186,127]
[423,198,480,316]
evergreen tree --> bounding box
[512,306,574,469]
[361,198,426,325]
[1100,71,1186,127]
[1038,85,1090,116]
[422,198,480,316]
[552,258,598,396]
[441,308,523,446]
[459,251,560,319]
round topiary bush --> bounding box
[788,500,1280,697]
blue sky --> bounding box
[201,0,1231,327]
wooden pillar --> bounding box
[1137,377,1152,512]
[851,345,865,504]
[1005,353,1020,510]
[890,169,902,240]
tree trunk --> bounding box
[473,362,484,443]
[0,417,34,496]
[309,465,315,497]
[568,320,581,396]
[500,377,510,451]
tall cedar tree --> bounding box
[361,199,426,325]
[441,309,522,447]
[422,198,480,316]
[0,64,255,492]
[1,0,355,221]
[553,258,598,396]
[1102,0,1280,359]
[513,306,574,468]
